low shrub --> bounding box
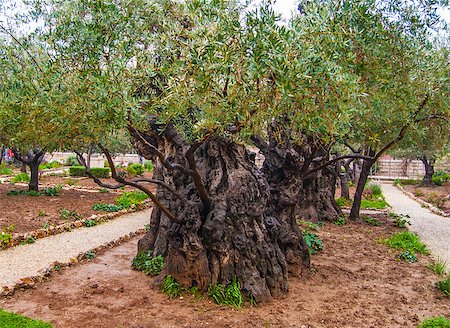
[389,213,411,228]
[69,166,86,177]
[84,219,97,227]
[432,170,450,186]
[335,197,351,208]
[59,208,82,220]
[144,160,153,172]
[435,275,450,298]
[0,309,53,328]
[414,189,425,197]
[69,166,111,178]
[65,155,79,166]
[360,198,388,209]
[394,178,420,186]
[11,172,30,183]
[302,231,323,254]
[425,192,447,208]
[92,203,123,212]
[39,161,60,170]
[397,250,417,263]
[364,216,382,226]
[208,277,243,308]
[0,164,13,175]
[162,275,183,298]
[115,191,148,209]
[381,231,429,255]
[418,316,450,328]
[0,225,14,247]
[131,251,164,276]
[42,185,63,196]
[427,258,447,277]
[126,163,144,177]
[333,217,346,225]
[368,183,382,197]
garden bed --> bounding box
[1,213,448,327]
[402,182,450,216]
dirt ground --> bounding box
[1,214,448,328]
[404,182,450,215]
[0,183,119,234]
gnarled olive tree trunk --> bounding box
[134,128,310,303]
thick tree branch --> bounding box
[303,154,374,178]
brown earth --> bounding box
[404,182,450,215]
[0,183,119,234]
[1,214,448,328]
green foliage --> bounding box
[394,179,420,186]
[427,259,447,277]
[208,277,243,308]
[333,217,346,225]
[302,231,323,255]
[297,219,323,231]
[65,178,78,186]
[364,216,383,226]
[335,197,351,208]
[0,225,14,247]
[84,219,97,227]
[382,231,429,255]
[0,164,13,175]
[85,250,96,260]
[432,170,450,186]
[38,161,61,170]
[368,184,382,197]
[65,155,79,166]
[42,185,62,196]
[38,209,46,217]
[126,163,144,177]
[435,274,450,298]
[0,309,53,328]
[162,275,183,298]
[360,199,389,210]
[7,185,62,197]
[115,191,148,209]
[144,161,153,172]
[425,192,447,208]
[98,188,109,193]
[59,209,82,220]
[132,251,164,276]
[418,316,450,328]
[397,251,417,263]
[69,166,111,178]
[11,173,30,183]
[92,203,123,212]
[389,213,411,228]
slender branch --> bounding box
[185,142,211,210]
[303,154,374,178]
[97,144,180,223]
[132,178,190,203]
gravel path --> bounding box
[0,208,151,289]
[381,183,450,268]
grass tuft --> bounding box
[0,309,52,327]
[381,231,429,254]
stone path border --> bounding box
[395,184,449,218]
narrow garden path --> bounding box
[381,183,450,268]
[0,208,151,290]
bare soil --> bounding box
[0,183,119,234]
[404,182,450,215]
[1,214,448,328]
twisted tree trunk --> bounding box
[420,156,435,186]
[134,128,310,303]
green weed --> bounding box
[132,251,164,276]
[144,160,153,172]
[302,231,323,255]
[335,197,351,208]
[0,165,13,175]
[162,275,183,298]
[84,219,97,227]
[208,277,243,308]
[389,213,411,228]
[364,216,382,226]
[427,259,447,277]
[436,274,450,298]
[397,251,417,263]
[92,203,123,212]
[333,217,346,225]
[38,209,46,217]
[59,209,82,220]
[85,251,96,260]
[381,231,429,255]
[126,163,144,177]
[115,191,148,209]
[11,172,30,183]
[360,199,388,209]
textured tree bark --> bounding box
[134,128,310,303]
[339,161,350,200]
[420,156,435,186]
[11,149,44,191]
[349,151,375,220]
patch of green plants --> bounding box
[85,250,96,260]
[162,275,183,298]
[65,178,78,186]
[333,217,346,225]
[38,209,46,217]
[92,203,123,212]
[360,198,388,209]
[11,172,30,183]
[208,277,243,308]
[397,251,417,263]
[65,155,78,166]
[0,225,14,247]
[335,197,351,208]
[41,222,49,229]
[364,216,382,226]
[427,258,447,277]
[98,188,109,193]
[126,163,144,177]
[84,219,97,227]
[69,166,111,178]
[7,189,39,196]
[42,185,63,196]
[394,178,420,186]
[368,183,382,197]
[132,251,165,276]
[298,219,323,231]
[414,189,425,197]
[145,224,151,232]
[435,274,450,298]
[425,192,447,208]
[115,191,148,209]
[0,164,13,175]
[59,208,82,220]
[389,212,411,228]
[381,231,429,255]
[432,170,450,186]
[302,231,323,255]
[417,316,450,328]
[0,309,53,328]
[144,160,153,172]
[38,161,61,170]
